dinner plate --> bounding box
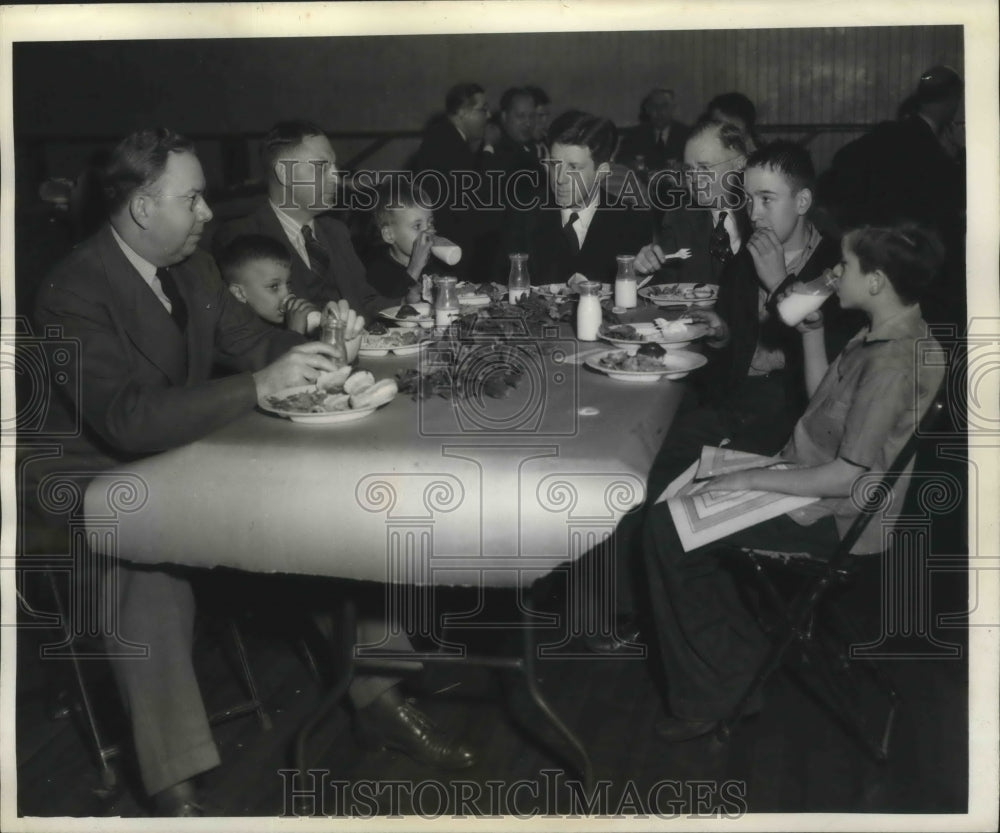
[534,282,613,300]
[378,303,434,328]
[599,321,709,352]
[584,349,708,382]
[258,385,379,424]
[639,283,719,308]
[456,281,504,307]
[358,332,429,357]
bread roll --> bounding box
[317,365,352,392]
[350,378,397,410]
[322,393,351,412]
[343,370,375,395]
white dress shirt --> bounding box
[110,225,173,313]
[270,201,313,267]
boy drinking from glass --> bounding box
[643,223,947,743]
[218,234,319,335]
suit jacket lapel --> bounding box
[255,203,324,301]
[97,226,188,385]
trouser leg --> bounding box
[107,564,220,796]
[642,506,839,720]
[348,617,416,710]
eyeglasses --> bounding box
[158,191,209,212]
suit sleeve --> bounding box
[34,266,294,456]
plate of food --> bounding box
[379,302,434,328]
[599,318,709,352]
[584,348,708,382]
[534,282,613,300]
[638,282,718,308]
[258,368,399,424]
[358,326,427,357]
[456,281,505,307]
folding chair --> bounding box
[716,387,948,762]
[26,563,271,795]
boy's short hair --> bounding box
[547,110,617,167]
[746,140,816,193]
[260,119,326,173]
[687,116,753,158]
[373,179,430,230]
[218,234,292,284]
[846,223,944,305]
[445,83,485,116]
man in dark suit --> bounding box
[616,88,690,174]
[492,87,545,206]
[410,83,503,278]
[213,120,396,322]
[32,128,346,815]
[32,129,475,815]
[514,109,651,285]
[634,118,753,286]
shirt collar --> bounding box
[270,200,312,239]
[561,192,600,231]
[109,224,158,282]
[864,303,926,344]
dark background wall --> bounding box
[14,25,963,191]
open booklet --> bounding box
[655,445,821,552]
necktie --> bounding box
[709,211,733,263]
[302,224,331,276]
[156,267,187,330]
[563,212,580,256]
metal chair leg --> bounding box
[227,618,272,731]
[45,570,121,790]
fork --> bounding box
[637,248,694,290]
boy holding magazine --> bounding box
[643,223,946,743]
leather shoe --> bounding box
[359,690,477,770]
[152,779,204,817]
[582,621,643,654]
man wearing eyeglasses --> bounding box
[31,127,351,814]
[634,117,752,286]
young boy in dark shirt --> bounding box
[366,181,449,300]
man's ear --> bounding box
[379,224,395,246]
[796,186,813,216]
[596,161,611,177]
[273,158,289,187]
[129,193,151,230]
[227,283,247,303]
[869,269,888,295]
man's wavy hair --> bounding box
[547,110,617,167]
[103,127,195,214]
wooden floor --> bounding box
[14,560,970,820]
